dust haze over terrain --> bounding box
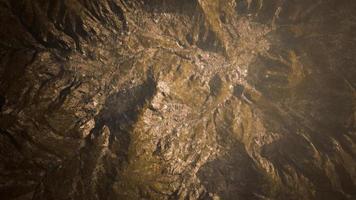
[0,0,356,199]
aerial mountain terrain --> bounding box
[0,0,355,199]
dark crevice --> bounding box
[92,70,156,161]
[196,22,224,53]
[108,0,127,31]
[209,74,222,96]
[144,0,198,15]
[198,144,266,200]
[0,95,5,111]
[233,84,245,98]
[0,128,22,151]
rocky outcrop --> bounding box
[0,0,355,199]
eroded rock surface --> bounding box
[0,0,355,199]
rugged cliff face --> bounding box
[0,0,355,199]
